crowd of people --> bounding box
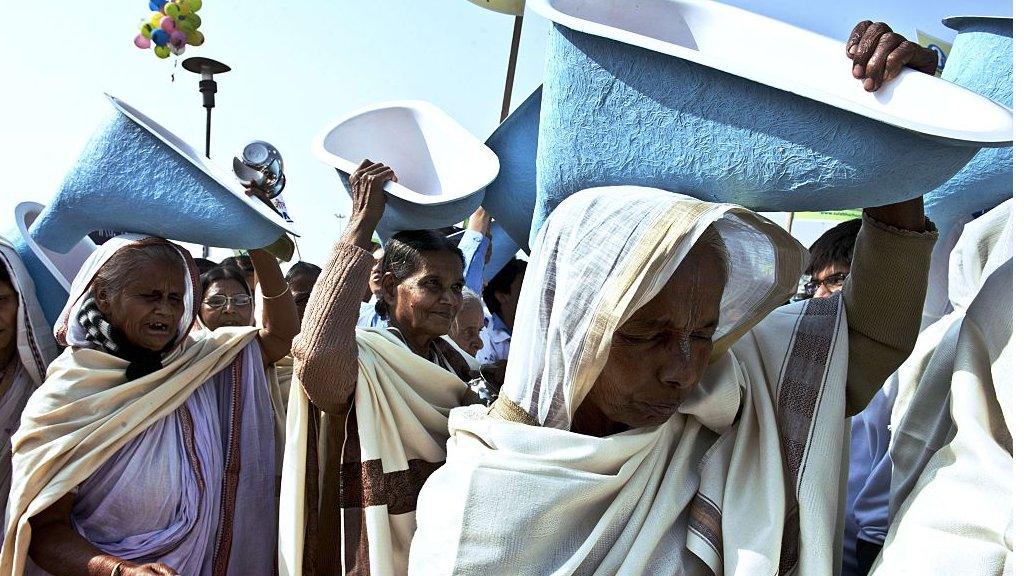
[0,19,1012,576]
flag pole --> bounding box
[500,15,524,122]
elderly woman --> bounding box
[1,235,299,576]
[0,239,59,512]
[197,264,256,331]
[408,184,936,575]
[281,160,486,576]
[449,288,486,358]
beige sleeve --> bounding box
[291,241,374,415]
[843,214,938,415]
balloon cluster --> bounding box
[133,0,205,59]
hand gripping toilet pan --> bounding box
[313,101,500,241]
[526,0,1013,242]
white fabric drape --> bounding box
[0,237,58,386]
[872,199,1013,575]
[502,187,802,430]
[0,238,60,515]
[410,187,851,575]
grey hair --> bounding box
[459,287,484,312]
[93,242,185,299]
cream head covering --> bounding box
[0,237,59,384]
[503,186,806,429]
[54,234,200,350]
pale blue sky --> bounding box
[1,0,1010,265]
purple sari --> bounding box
[27,340,277,576]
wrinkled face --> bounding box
[96,261,186,352]
[450,299,485,356]
[383,251,464,341]
[0,279,18,364]
[200,279,253,330]
[288,273,317,324]
[495,271,525,330]
[580,241,726,431]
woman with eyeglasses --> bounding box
[1,235,298,576]
[199,265,256,330]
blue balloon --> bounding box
[149,0,168,10]
[151,29,170,46]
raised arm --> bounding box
[291,160,395,415]
[843,197,936,415]
[459,207,492,295]
[250,248,300,367]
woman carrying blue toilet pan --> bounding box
[405,24,946,576]
[0,230,299,575]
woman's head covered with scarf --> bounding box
[55,234,201,380]
[502,186,806,433]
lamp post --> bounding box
[182,56,231,257]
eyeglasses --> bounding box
[802,272,847,298]
[203,294,253,309]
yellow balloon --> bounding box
[466,0,524,16]
[149,12,164,28]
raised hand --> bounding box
[345,159,398,250]
[847,20,938,92]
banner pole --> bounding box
[500,15,524,122]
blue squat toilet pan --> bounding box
[482,87,542,252]
[9,94,297,327]
[923,16,1013,236]
[526,0,1013,241]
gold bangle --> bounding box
[261,285,291,300]
[111,561,125,576]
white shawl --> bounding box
[0,238,60,514]
[409,187,850,575]
[871,200,1013,575]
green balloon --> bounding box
[140,23,154,39]
[154,44,171,59]
[184,13,201,28]
[164,2,180,17]
[187,0,202,11]
[176,17,196,34]
[186,29,204,46]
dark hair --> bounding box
[286,261,322,283]
[200,265,252,298]
[483,258,528,322]
[193,258,217,276]
[0,263,11,288]
[806,218,862,277]
[220,254,254,274]
[374,230,465,319]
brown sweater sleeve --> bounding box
[843,213,938,415]
[291,241,374,415]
